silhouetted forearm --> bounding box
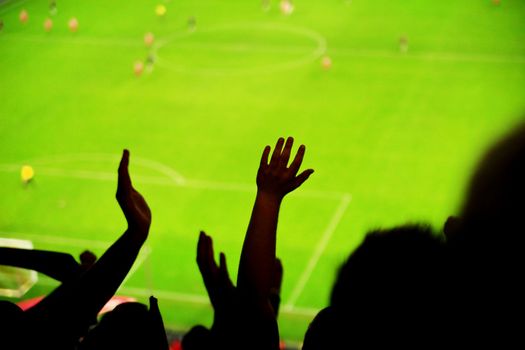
[0,247,81,282]
[26,228,147,340]
[238,191,281,300]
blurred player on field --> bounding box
[321,55,332,70]
[134,60,144,76]
[187,16,196,32]
[49,1,57,16]
[399,36,408,53]
[262,0,271,12]
[145,53,156,73]
[44,18,53,32]
[19,9,28,24]
[280,0,294,15]
[156,4,167,18]
[21,165,34,186]
[68,17,79,33]
[144,32,155,47]
[0,20,4,32]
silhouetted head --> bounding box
[322,224,447,346]
[453,122,525,256]
[79,301,166,350]
[303,307,339,350]
[182,325,213,350]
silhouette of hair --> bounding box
[302,307,339,350]
[79,301,167,350]
[304,224,447,348]
[455,122,525,252]
[182,325,213,350]
[331,224,445,310]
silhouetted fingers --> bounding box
[206,234,216,271]
[260,146,271,169]
[197,231,207,270]
[219,252,234,289]
[279,137,294,169]
[149,295,158,308]
[269,137,285,167]
[291,169,314,191]
[288,144,306,175]
[79,250,97,266]
[117,149,132,198]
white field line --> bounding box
[116,286,320,317]
[0,230,152,284]
[0,232,323,317]
[118,286,209,305]
[35,280,320,317]
[14,153,186,186]
[283,194,352,311]
[0,230,152,294]
[0,163,346,200]
[332,47,525,65]
[121,245,152,285]
[0,33,143,48]
[0,154,348,315]
[1,31,524,65]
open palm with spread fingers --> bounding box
[257,137,314,199]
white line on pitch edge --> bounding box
[283,194,352,310]
[0,164,346,200]
[121,245,152,286]
[32,267,321,317]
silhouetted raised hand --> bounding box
[239,137,313,299]
[197,231,235,315]
[116,149,151,237]
[236,137,312,349]
[25,150,153,348]
[257,137,314,200]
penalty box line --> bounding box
[0,162,347,200]
[2,229,325,317]
[282,193,352,312]
[1,32,524,66]
[0,159,351,313]
[35,279,320,318]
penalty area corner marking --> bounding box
[283,193,352,312]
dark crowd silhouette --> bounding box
[1,124,524,349]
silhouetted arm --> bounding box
[149,296,169,350]
[0,247,82,282]
[269,258,283,317]
[26,150,151,343]
[237,137,313,301]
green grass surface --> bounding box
[1,0,524,343]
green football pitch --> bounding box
[1,0,524,343]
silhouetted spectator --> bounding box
[444,122,525,344]
[79,296,168,350]
[2,150,155,349]
[185,137,312,350]
[304,224,447,348]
